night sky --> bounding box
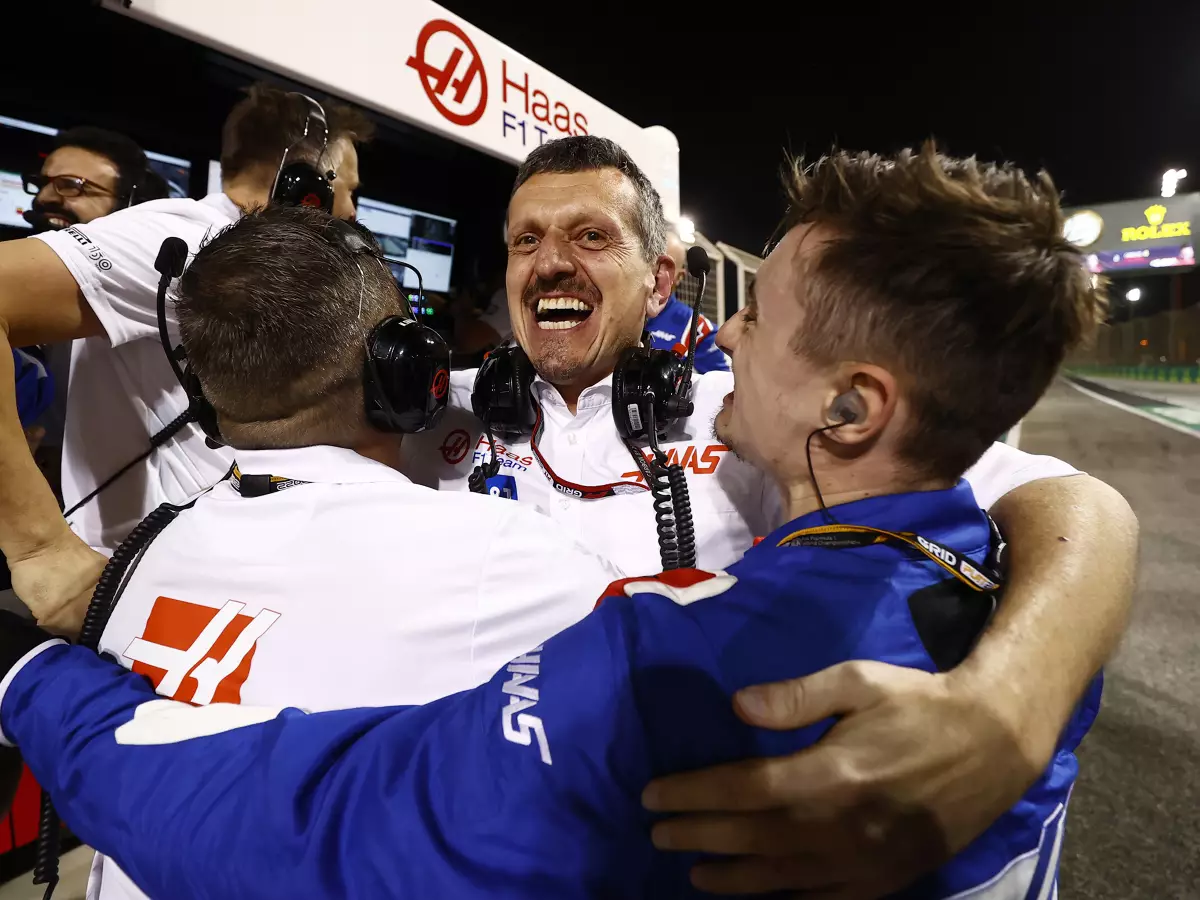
[444,1,1200,255]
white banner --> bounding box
[104,0,680,223]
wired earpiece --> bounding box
[829,389,864,426]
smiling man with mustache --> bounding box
[22,127,166,234]
[397,135,1137,897]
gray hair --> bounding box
[511,136,667,263]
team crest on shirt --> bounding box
[123,596,280,705]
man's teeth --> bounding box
[536,297,590,313]
[537,319,584,331]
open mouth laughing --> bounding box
[534,295,595,331]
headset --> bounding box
[471,244,713,441]
[154,221,450,449]
[271,93,337,213]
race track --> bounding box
[1026,379,1200,897]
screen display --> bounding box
[1085,244,1196,273]
[0,114,192,229]
[356,196,456,293]
[145,150,190,199]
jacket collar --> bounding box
[755,480,988,553]
[230,445,412,486]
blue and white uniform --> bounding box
[0,482,1099,899]
[644,293,729,373]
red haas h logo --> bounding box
[300,193,323,209]
[406,19,488,127]
[431,368,449,400]
[440,428,470,464]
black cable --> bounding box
[35,499,195,899]
[467,415,501,495]
[805,423,847,525]
[61,410,193,519]
[30,793,57,900]
[644,399,695,571]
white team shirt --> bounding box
[90,443,622,900]
[401,369,1082,574]
[33,193,240,554]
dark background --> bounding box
[6,0,1200,316]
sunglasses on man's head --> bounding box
[23,173,114,199]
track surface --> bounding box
[1026,380,1199,898]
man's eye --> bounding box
[514,234,538,247]
[581,230,605,243]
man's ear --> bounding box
[822,365,898,445]
[646,253,675,319]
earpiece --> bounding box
[829,390,864,425]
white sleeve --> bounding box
[963,442,1083,510]
[471,505,624,676]
[31,200,228,349]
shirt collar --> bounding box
[756,480,988,552]
[230,445,412,487]
[205,192,243,221]
[532,373,614,412]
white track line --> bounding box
[1062,377,1200,441]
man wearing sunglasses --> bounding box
[22,127,168,235]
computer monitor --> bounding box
[356,196,456,294]
[0,114,192,229]
[0,115,57,229]
[144,150,191,199]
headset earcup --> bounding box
[470,344,536,434]
[364,317,451,434]
[272,162,334,213]
[612,346,683,441]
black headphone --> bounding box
[470,244,712,442]
[271,93,336,213]
[154,220,450,449]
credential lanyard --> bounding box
[527,398,652,500]
[229,463,310,498]
[776,522,1004,593]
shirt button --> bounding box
[559,499,570,510]
[567,433,577,445]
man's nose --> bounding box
[715,314,740,355]
[533,235,575,280]
[36,183,59,204]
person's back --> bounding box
[99,444,616,711]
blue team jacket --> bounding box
[13,346,54,427]
[1,482,1100,899]
[645,293,729,373]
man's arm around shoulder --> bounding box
[0,239,107,632]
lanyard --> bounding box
[229,463,310,497]
[526,399,652,500]
[775,522,1003,593]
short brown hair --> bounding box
[219,83,375,181]
[783,142,1104,479]
[176,205,401,449]
[511,136,666,262]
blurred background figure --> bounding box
[644,229,728,372]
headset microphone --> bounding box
[154,237,194,400]
[667,244,711,418]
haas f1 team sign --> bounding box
[406,18,592,148]
[102,0,679,222]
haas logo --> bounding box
[431,368,449,400]
[406,19,488,127]
[123,597,279,706]
[300,192,323,209]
